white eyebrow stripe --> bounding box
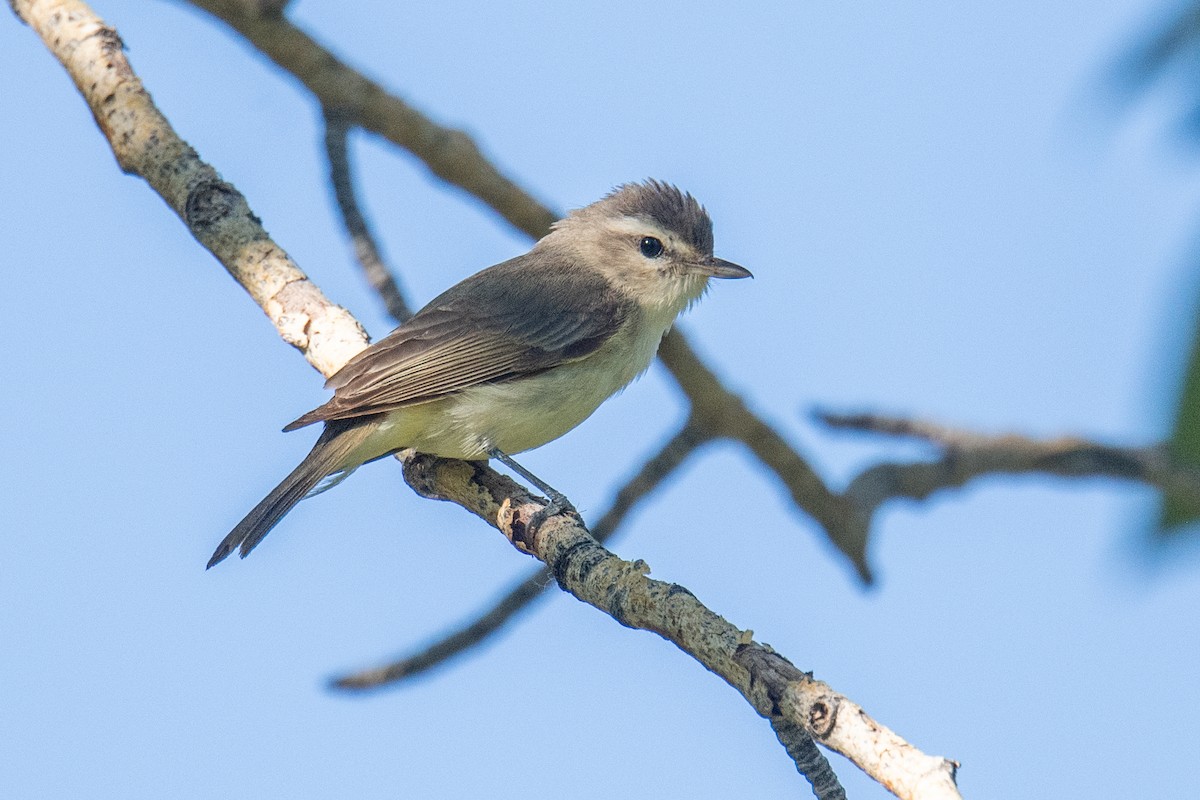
[606,216,670,238]
[605,217,697,257]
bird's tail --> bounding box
[206,421,379,568]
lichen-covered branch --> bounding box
[332,416,712,690]
[18,2,960,795]
[399,454,955,800]
[12,0,368,377]
[736,646,960,800]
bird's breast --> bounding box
[449,312,667,455]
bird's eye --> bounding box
[639,236,664,258]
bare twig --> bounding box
[811,411,1200,565]
[21,3,954,795]
[322,108,413,323]
[772,718,849,800]
[820,410,1200,506]
[658,332,869,580]
[183,0,559,239]
[330,566,549,690]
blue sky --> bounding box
[3,1,1200,797]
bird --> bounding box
[207,180,751,568]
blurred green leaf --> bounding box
[1117,3,1200,535]
[1161,305,1200,532]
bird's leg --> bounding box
[486,448,577,529]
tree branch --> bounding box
[12,0,370,377]
[331,416,712,690]
[399,452,949,800]
[819,410,1200,511]
[772,717,849,800]
[657,332,870,580]
[322,107,413,323]
[18,1,960,795]
[736,646,960,800]
[183,0,559,239]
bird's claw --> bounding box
[527,491,577,533]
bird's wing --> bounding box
[284,255,632,430]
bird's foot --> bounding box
[526,489,578,534]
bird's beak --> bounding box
[690,256,753,279]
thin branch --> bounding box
[322,108,413,323]
[331,567,549,690]
[15,3,955,795]
[183,0,559,239]
[819,410,1200,507]
[658,333,870,581]
[771,718,848,800]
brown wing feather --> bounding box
[284,253,631,431]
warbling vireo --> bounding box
[207,180,750,568]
